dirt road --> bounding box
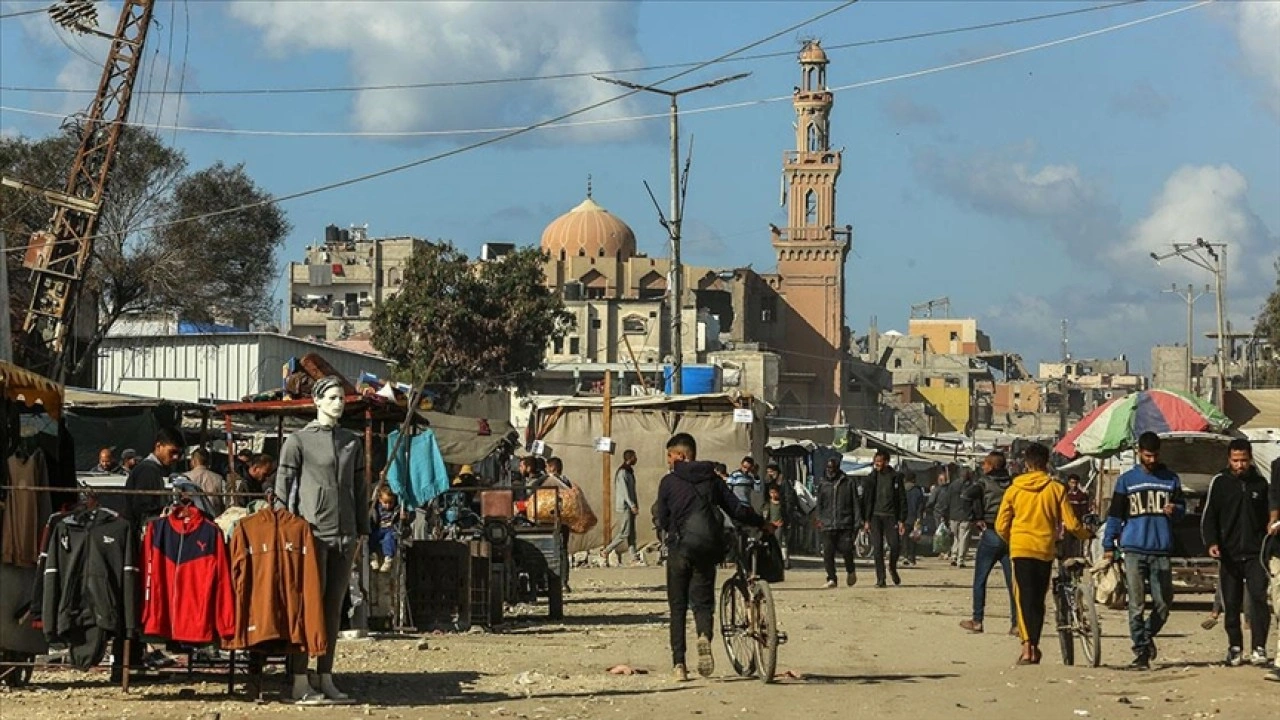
[2,557,1274,720]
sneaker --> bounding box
[959,620,983,634]
[1265,666,1280,682]
[672,664,690,683]
[1128,651,1151,671]
[824,579,837,589]
[845,571,857,587]
[875,581,887,589]
[378,556,393,573]
[370,557,381,570]
[890,568,902,586]
[1249,648,1269,667]
[695,636,715,678]
[1226,646,1244,667]
[1148,639,1158,661]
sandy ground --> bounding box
[2,556,1275,720]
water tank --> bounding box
[664,364,720,395]
[325,224,340,244]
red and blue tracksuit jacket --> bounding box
[141,509,235,644]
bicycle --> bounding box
[1052,515,1102,667]
[719,530,787,683]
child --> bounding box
[370,485,400,573]
[765,484,788,568]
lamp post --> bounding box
[1161,283,1209,395]
[593,72,749,394]
[1151,239,1228,407]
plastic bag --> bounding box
[1091,558,1127,610]
[855,528,872,558]
[932,523,953,555]
[793,480,818,515]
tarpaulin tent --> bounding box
[528,393,767,552]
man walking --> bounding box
[1200,439,1272,667]
[960,451,1016,635]
[863,450,906,587]
[654,433,767,682]
[903,473,925,566]
[927,470,952,558]
[1102,432,1185,670]
[727,457,758,507]
[996,443,1091,665]
[816,457,861,589]
[603,450,643,566]
[949,468,978,567]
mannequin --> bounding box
[276,377,369,704]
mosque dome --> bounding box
[540,194,637,260]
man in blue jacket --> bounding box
[1103,432,1186,671]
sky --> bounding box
[2,0,1278,372]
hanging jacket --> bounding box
[226,507,327,657]
[385,428,450,509]
[141,508,235,645]
[42,508,139,645]
[3,449,52,567]
[1102,463,1185,555]
[1200,466,1270,561]
[996,470,1089,562]
[277,422,369,541]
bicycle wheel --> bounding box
[719,578,756,676]
[1076,575,1102,668]
[1053,583,1075,666]
[752,580,779,683]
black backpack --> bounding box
[675,480,727,564]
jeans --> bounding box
[1218,555,1272,651]
[370,526,397,558]
[822,530,856,582]
[869,515,901,583]
[1123,552,1173,655]
[665,551,717,666]
[971,528,1014,626]
[1012,558,1053,645]
[289,536,358,675]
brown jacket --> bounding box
[2,451,52,567]
[226,507,327,656]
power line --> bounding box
[0,4,49,21]
[1,1,1145,97]
[3,0,862,251]
[0,1,1212,141]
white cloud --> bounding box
[1117,164,1276,287]
[1230,1,1280,119]
[226,1,649,141]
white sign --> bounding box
[531,440,552,457]
[733,408,754,424]
[594,437,616,454]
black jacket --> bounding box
[864,469,907,522]
[1200,466,1271,560]
[905,484,926,525]
[655,461,764,536]
[124,455,169,529]
[965,469,1013,524]
[42,508,138,647]
[816,472,862,531]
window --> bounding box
[893,358,903,369]
[807,123,820,152]
[761,295,778,323]
[949,331,959,341]
[804,190,817,225]
[591,319,602,330]
[585,287,606,300]
[552,338,564,355]
[623,315,647,335]
[569,337,580,356]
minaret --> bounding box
[771,40,851,422]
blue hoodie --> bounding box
[1102,463,1185,555]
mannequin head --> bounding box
[313,377,345,427]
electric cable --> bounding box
[0,1,1145,97]
[0,4,49,21]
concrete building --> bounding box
[286,225,425,340]
[907,318,991,356]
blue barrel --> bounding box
[664,365,719,395]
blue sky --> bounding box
[2,0,1277,371]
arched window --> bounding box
[806,123,820,152]
[804,190,817,225]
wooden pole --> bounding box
[602,370,614,546]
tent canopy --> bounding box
[1,361,63,420]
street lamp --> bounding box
[1151,239,1228,407]
[594,72,750,394]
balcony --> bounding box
[783,150,841,167]
[770,225,852,245]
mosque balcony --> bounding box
[783,150,842,167]
[770,225,852,246]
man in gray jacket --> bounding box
[948,468,979,568]
[959,452,1016,635]
[602,450,643,566]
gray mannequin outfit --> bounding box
[276,421,369,675]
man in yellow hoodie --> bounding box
[996,443,1092,665]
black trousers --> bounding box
[1219,555,1272,651]
[822,530,856,582]
[869,515,901,582]
[1012,558,1053,646]
[666,551,717,666]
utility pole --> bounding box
[1151,239,1229,408]
[1162,283,1208,395]
[2,0,157,379]
[0,231,10,364]
[1059,319,1070,437]
[594,72,749,394]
